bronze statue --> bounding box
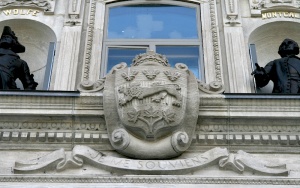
[0,26,37,90]
[252,38,300,93]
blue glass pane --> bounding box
[108,5,198,39]
[156,46,200,78]
[107,48,147,72]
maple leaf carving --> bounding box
[163,111,176,123]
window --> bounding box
[102,2,203,79]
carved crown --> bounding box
[132,51,170,67]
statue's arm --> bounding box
[19,60,38,90]
[251,62,273,88]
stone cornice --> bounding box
[0,92,299,152]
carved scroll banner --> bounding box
[219,150,289,176]
[14,146,289,176]
[14,146,229,175]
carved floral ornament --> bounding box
[249,0,300,17]
[0,0,52,11]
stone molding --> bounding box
[0,93,298,152]
[0,175,299,185]
[82,0,97,81]
[0,130,299,151]
[249,0,300,16]
[209,0,223,83]
[0,0,56,14]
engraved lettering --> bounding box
[261,11,300,20]
[180,160,185,167]
[184,159,194,167]
[168,160,179,168]
[289,12,295,18]
[123,159,130,168]
[284,12,289,17]
[191,156,203,165]
[97,156,105,163]
[158,161,167,169]
[27,9,32,15]
[2,9,40,16]
[137,161,143,169]
[32,10,40,16]
[20,9,26,15]
[13,9,19,15]
[196,154,209,163]
[145,161,155,169]
[3,10,12,16]
[111,158,123,165]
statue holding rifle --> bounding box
[252,38,300,94]
[0,26,37,90]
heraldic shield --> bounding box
[104,51,199,159]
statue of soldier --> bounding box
[0,26,37,90]
[252,38,300,93]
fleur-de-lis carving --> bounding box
[164,71,181,81]
[142,70,160,80]
[121,71,139,81]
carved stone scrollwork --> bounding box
[251,0,265,9]
[111,129,130,150]
[0,0,52,11]
[77,78,105,92]
[175,63,189,71]
[110,62,128,73]
[171,131,189,152]
[13,146,289,176]
[219,150,289,176]
[198,80,225,94]
[249,0,300,16]
[78,63,128,92]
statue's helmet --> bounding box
[278,38,299,57]
[0,26,25,53]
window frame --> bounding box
[101,1,204,80]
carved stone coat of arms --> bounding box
[103,51,199,159]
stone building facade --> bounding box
[0,0,299,187]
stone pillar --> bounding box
[222,0,252,93]
[54,27,82,90]
[53,0,84,91]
